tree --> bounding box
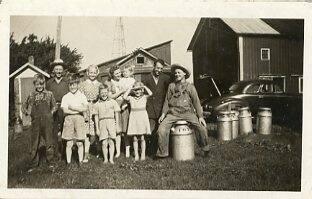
[10,33,83,74]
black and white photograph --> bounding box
[1,0,312,198]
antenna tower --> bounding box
[112,17,126,58]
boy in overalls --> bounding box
[156,64,210,158]
[24,74,57,170]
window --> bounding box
[259,75,286,92]
[299,76,303,93]
[261,48,270,61]
[136,56,145,64]
[246,84,261,94]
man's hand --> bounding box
[158,113,166,124]
[199,117,207,128]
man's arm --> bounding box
[189,84,204,118]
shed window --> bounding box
[136,56,145,64]
[261,48,270,61]
[299,76,303,93]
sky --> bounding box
[10,16,199,73]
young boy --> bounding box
[94,84,121,164]
[24,74,57,170]
[79,65,103,162]
[61,73,88,166]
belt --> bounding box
[131,108,146,112]
[99,117,114,121]
[65,113,83,117]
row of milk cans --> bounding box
[217,107,272,141]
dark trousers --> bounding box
[156,113,209,157]
[30,114,55,166]
[147,118,158,156]
[53,105,65,159]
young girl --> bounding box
[119,65,136,158]
[123,81,152,161]
[79,65,103,162]
[94,85,121,164]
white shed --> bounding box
[9,60,50,126]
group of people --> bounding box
[24,58,211,170]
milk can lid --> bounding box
[259,107,271,111]
[174,120,189,125]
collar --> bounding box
[99,97,110,102]
[34,89,48,95]
[86,79,99,84]
[53,77,63,82]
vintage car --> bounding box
[201,79,302,126]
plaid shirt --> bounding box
[24,90,57,117]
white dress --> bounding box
[127,95,151,136]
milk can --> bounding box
[217,111,232,141]
[230,110,239,139]
[238,107,253,135]
[170,121,195,161]
[256,107,272,135]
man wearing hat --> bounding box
[46,59,69,160]
[156,64,210,158]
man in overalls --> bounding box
[156,64,210,158]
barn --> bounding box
[9,57,50,126]
[79,40,172,81]
[187,18,303,99]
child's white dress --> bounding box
[127,95,151,136]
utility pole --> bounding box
[55,16,62,60]
[112,17,126,58]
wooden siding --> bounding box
[148,42,171,64]
[192,18,239,97]
[242,36,303,93]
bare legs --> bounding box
[102,139,115,164]
[115,134,121,158]
[66,140,84,164]
[132,135,145,161]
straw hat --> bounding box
[171,64,190,79]
[50,58,66,68]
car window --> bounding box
[245,84,260,94]
[261,83,274,93]
[274,84,283,93]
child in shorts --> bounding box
[61,73,88,165]
[94,84,121,164]
[79,65,103,162]
[24,74,57,170]
[123,81,152,161]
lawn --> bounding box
[8,125,301,190]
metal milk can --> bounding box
[170,121,195,161]
[217,111,232,141]
[238,107,253,135]
[230,110,239,139]
[256,107,272,135]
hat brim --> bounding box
[50,62,67,67]
[171,65,190,79]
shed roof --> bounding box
[9,62,50,79]
[221,18,280,35]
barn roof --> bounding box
[187,18,285,51]
[79,40,172,73]
[9,62,50,79]
[221,18,280,35]
[116,47,169,66]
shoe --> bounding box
[82,158,89,163]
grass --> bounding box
[8,125,301,190]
